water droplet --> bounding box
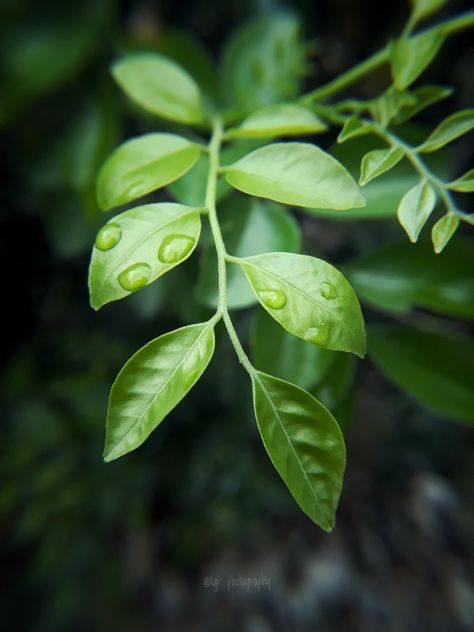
[117,263,151,292]
[258,288,287,310]
[95,223,122,251]
[157,234,195,264]
[319,281,338,300]
[305,322,330,346]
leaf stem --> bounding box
[204,119,255,376]
[300,10,474,104]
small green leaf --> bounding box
[226,104,327,139]
[397,179,436,242]
[104,321,216,461]
[431,213,459,253]
[447,169,474,193]
[359,147,404,186]
[393,84,453,124]
[251,309,335,390]
[370,86,417,128]
[224,142,365,210]
[369,325,474,424]
[89,203,201,310]
[252,371,346,531]
[410,0,448,24]
[418,109,474,153]
[97,133,201,211]
[112,52,204,124]
[196,197,301,309]
[390,30,445,90]
[344,239,474,318]
[238,252,366,357]
[337,116,373,143]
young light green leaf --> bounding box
[97,133,202,211]
[447,168,474,193]
[397,179,436,242]
[431,213,459,253]
[197,197,301,309]
[390,30,445,90]
[410,0,448,24]
[369,325,474,424]
[344,239,474,318]
[104,321,216,461]
[224,142,365,210]
[252,371,346,531]
[393,84,453,124]
[370,86,417,128]
[237,252,366,357]
[418,109,474,153]
[225,104,327,139]
[251,310,335,390]
[112,53,204,124]
[337,116,373,143]
[89,203,201,310]
[359,147,404,186]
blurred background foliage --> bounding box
[1,0,474,630]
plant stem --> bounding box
[300,10,474,104]
[205,119,255,376]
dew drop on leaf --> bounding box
[157,234,196,264]
[117,263,151,292]
[304,322,330,346]
[319,281,338,300]
[95,223,122,251]
[258,288,287,310]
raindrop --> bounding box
[305,322,330,346]
[258,288,287,310]
[157,234,196,264]
[319,281,338,300]
[118,263,151,292]
[95,223,122,251]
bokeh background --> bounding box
[1,0,474,630]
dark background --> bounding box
[1,1,473,630]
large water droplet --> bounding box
[157,234,195,264]
[95,223,122,251]
[305,322,330,346]
[258,288,287,310]
[319,281,338,300]
[117,263,151,292]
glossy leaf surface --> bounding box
[252,371,346,531]
[97,133,201,210]
[226,104,327,139]
[225,142,365,210]
[112,53,204,124]
[89,203,200,309]
[397,179,436,242]
[418,109,474,153]
[359,147,404,186]
[239,252,366,356]
[369,326,474,424]
[104,321,216,461]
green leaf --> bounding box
[431,213,459,253]
[418,109,474,153]
[390,30,446,90]
[359,147,405,186]
[237,252,366,357]
[393,85,453,124]
[251,309,335,390]
[252,371,346,530]
[397,179,436,242]
[226,104,327,139]
[112,52,204,124]
[410,0,448,23]
[344,239,474,318]
[104,321,216,461]
[337,116,373,143]
[312,353,356,412]
[370,86,417,128]
[369,325,474,424]
[219,14,306,113]
[447,168,474,193]
[196,197,300,309]
[224,142,365,210]
[89,203,201,310]
[97,133,201,211]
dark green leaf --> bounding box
[312,353,356,412]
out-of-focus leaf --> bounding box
[312,352,356,412]
[370,86,417,128]
[447,169,474,193]
[369,325,474,424]
[390,30,446,90]
[393,85,453,124]
[410,0,449,24]
[431,214,459,253]
[397,179,436,242]
[359,147,405,186]
[418,109,474,153]
[337,116,373,143]
[226,104,327,139]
